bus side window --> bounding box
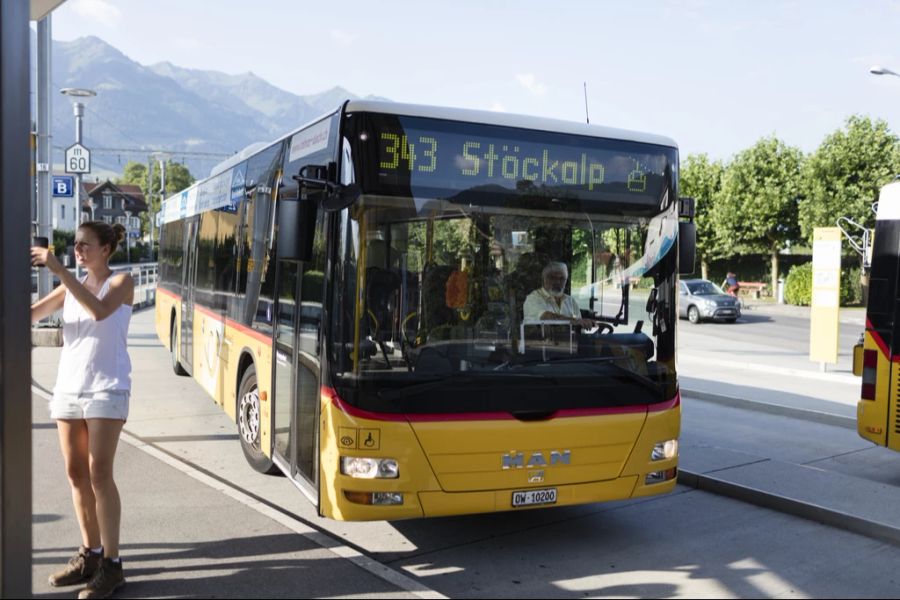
[298,210,327,357]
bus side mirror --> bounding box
[293,163,360,212]
[678,221,696,275]
[323,183,360,211]
[276,197,317,262]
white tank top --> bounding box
[54,275,133,394]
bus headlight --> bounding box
[340,457,400,479]
[651,440,679,461]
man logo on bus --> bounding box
[502,450,571,469]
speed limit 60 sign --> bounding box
[65,143,91,174]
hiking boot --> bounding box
[77,558,125,599]
[48,546,101,587]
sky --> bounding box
[48,0,900,162]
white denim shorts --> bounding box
[50,390,130,421]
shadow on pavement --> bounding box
[34,534,399,599]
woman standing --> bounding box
[31,222,133,599]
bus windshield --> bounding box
[329,195,679,415]
[327,112,679,415]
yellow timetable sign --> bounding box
[809,227,841,364]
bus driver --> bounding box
[523,262,596,328]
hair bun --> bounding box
[112,223,126,244]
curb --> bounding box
[678,468,900,546]
[678,353,859,386]
[681,387,856,430]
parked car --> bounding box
[679,278,741,324]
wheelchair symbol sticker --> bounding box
[359,429,380,450]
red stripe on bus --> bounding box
[324,386,680,423]
[324,388,410,422]
[157,286,180,301]
[159,287,272,345]
[865,318,900,362]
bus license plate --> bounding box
[512,488,557,507]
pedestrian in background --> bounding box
[722,271,740,297]
[31,221,133,599]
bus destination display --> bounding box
[352,115,675,203]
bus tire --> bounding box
[237,365,279,475]
[170,319,188,376]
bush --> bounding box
[52,230,74,251]
[784,262,863,306]
[784,263,812,305]
[842,266,862,306]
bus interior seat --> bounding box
[506,252,549,323]
[420,264,455,339]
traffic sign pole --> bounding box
[64,104,92,279]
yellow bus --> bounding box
[155,101,694,520]
[855,180,900,451]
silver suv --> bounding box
[679,278,741,324]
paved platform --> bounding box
[30,309,436,599]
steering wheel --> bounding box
[579,321,613,335]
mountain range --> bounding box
[40,35,386,179]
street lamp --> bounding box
[60,87,96,278]
[149,151,170,263]
[124,210,132,263]
[870,65,900,78]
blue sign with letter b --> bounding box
[52,175,74,198]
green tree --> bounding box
[799,115,900,241]
[680,153,725,279]
[118,159,195,198]
[118,160,195,253]
[715,136,804,288]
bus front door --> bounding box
[272,260,319,501]
[180,217,198,372]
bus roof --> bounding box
[212,100,679,179]
[345,100,679,149]
[877,180,900,221]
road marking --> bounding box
[31,383,446,600]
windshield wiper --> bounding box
[377,372,554,400]
[503,355,661,395]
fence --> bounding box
[112,262,158,308]
[31,262,158,309]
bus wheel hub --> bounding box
[239,389,260,445]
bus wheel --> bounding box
[170,320,188,376]
[237,365,279,475]
[687,306,701,324]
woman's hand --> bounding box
[30,246,63,273]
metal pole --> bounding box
[125,210,131,263]
[74,101,83,279]
[147,157,154,261]
[160,158,167,202]
[1,0,34,595]
[36,16,52,299]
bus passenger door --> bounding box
[272,260,320,499]
[180,216,199,372]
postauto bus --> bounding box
[855,180,900,452]
[155,101,696,520]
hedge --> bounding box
[784,262,861,306]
